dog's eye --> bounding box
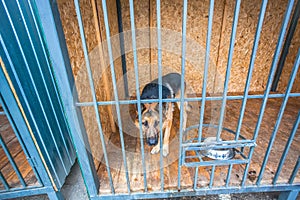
[154,121,159,127]
[142,120,148,127]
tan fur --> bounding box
[136,93,188,157]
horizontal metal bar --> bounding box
[94,184,300,200]
[75,93,300,107]
[182,139,255,148]
[184,143,255,151]
[0,186,51,199]
[0,111,5,115]
[184,159,249,167]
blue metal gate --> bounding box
[0,0,76,199]
[27,0,300,199]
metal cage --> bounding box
[3,0,300,199]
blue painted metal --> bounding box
[156,0,165,191]
[178,0,188,190]
[75,93,300,107]
[271,0,300,92]
[0,0,76,188]
[101,0,131,193]
[128,0,148,192]
[289,156,300,184]
[273,111,300,184]
[0,134,26,187]
[235,0,268,141]
[0,0,77,199]
[0,58,62,200]
[241,0,296,188]
[34,0,100,197]
[216,0,241,141]
[73,0,115,194]
[89,184,300,200]
[278,190,299,200]
[257,48,300,185]
[194,0,214,190]
[18,0,299,199]
[0,94,42,186]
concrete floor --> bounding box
[12,161,296,200]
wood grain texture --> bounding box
[0,115,39,190]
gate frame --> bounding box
[0,61,63,200]
[36,0,300,199]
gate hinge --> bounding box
[27,156,38,168]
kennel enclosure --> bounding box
[0,0,299,199]
[53,0,300,199]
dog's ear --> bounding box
[134,116,140,128]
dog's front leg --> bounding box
[150,140,160,155]
[162,102,173,156]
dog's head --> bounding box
[135,103,161,146]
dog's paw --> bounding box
[163,145,169,157]
[151,145,160,154]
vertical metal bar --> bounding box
[0,95,43,186]
[229,0,268,188]
[273,111,300,184]
[194,0,214,190]
[235,0,268,140]
[101,0,131,193]
[116,0,129,98]
[216,0,241,141]
[91,0,117,133]
[257,48,300,185]
[271,0,300,92]
[156,0,164,191]
[209,165,216,188]
[33,0,99,194]
[2,0,68,175]
[16,0,73,166]
[289,156,300,184]
[0,134,26,187]
[1,6,60,188]
[241,0,295,187]
[225,164,233,187]
[128,0,147,192]
[74,0,115,193]
[177,0,188,190]
[0,171,9,190]
[28,0,76,163]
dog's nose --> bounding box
[147,137,157,146]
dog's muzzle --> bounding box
[147,136,158,146]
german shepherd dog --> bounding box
[135,73,188,156]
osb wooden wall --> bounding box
[119,0,300,94]
[56,0,299,159]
